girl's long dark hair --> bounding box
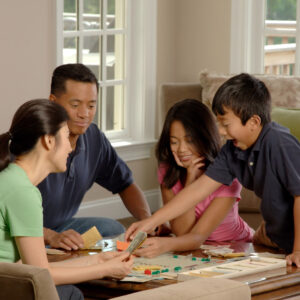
[0,99,69,172]
[156,99,221,189]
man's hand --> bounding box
[286,250,300,268]
[44,228,84,250]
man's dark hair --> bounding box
[212,73,271,126]
[51,63,99,96]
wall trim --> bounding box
[75,188,161,220]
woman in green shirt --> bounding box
[0,99,133,300]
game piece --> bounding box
[192,257,197,261]
[127,231,147,254]
[81,226,103,249]
[173,255,178,258]
[161,268,169,273]
[174,266,182,272]
[117,240,129,251]
[144,269,151,275]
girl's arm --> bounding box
[125,174,222,241]
[135,195,236,258]
[160,185,196,236]
[15,236,133,285]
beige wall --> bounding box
[0,1,232,204]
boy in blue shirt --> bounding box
[125,73,300,267]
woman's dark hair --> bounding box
[0,99,69,171]
[156,99,221,189]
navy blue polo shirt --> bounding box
[38,123,133,229]
[205,122,300,253]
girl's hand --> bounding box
[172,151,205,184]
[125,218,157,242]
[185,156,206,185]
[286,250,300,268]
[134,237,171,258]
[102,251,133,280]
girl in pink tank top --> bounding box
[134,99,254,258]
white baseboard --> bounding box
[75,188,162,220]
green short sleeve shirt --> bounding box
[0,164,43,262]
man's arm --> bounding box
[119,183,151,220]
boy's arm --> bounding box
[286,195,300,268]
[125,174,222,241]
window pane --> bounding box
[264,0,297,75]
[64,0,77,31]
[107,0,124,29]
[106,85,124,131]
[107,34,124,80]
[83,0,102,30]
[63,37,78,63]
[83,36,101,80]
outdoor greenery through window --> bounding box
[63,0,126,133]
[264,0,298,75]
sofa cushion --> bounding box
[199,70,300,109]
[271,107,300,141]
[0,262,59,300]
[112,277,251,300]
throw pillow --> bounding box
[271,107,300,141]
[199,70,300,109]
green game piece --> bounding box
[152,270,161,275]
[161,268,169,273]
[174,266,182,272]
[192,257,197,261]
[201,258,206,261]
[173,255,178,258]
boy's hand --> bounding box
[125,218,157,242]
[286,251,300,268]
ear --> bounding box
[248,115,262,130]
[49,94,56,102]
[40,134,55,151]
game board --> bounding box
[127,253,228,280]
[177,256,286,281]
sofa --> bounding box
[158,70,300,230]
[0,262,59,300]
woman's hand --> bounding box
[101,251,133,280]
[96,251,123,263]
[134,237,171,258]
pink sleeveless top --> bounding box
[158,164,253,242]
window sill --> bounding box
[111,139,157,162]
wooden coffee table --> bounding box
[48,242,300,299]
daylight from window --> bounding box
[264,0,297,75]
[63,0,125,132]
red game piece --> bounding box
[144,269,151,275]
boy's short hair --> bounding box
[51,63,99,96]
[212,73,271,126]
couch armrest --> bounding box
[0,262,59,300]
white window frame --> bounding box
[55,0,157,162]
[231,0,300,75]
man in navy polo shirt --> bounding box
[125,73,300,268]
[39,63,152,250]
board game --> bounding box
[177,256,286,281]
[124,253,228,281]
